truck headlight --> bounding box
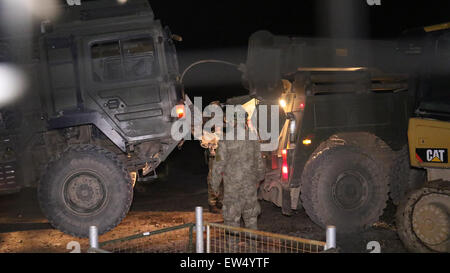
[279,99,287,109]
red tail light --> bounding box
[281,149,289,181]
[299,103,305,110]
[175,105,185,119]
[282,163,289,180]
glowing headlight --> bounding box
[279,99,287,109]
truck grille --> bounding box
[0,162,18,193]
[0,135,20,194]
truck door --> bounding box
[83,31,172,140]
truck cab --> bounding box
[0,0,186,238]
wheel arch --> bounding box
[47,111,127,152]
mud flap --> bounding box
[282,188,293,216]
[291,187,301,210]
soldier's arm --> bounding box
[211,141,227,193]
[255,141,266,182]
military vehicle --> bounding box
[245,24,449,233]
[396,110,449,253]
[0,0,185,237]
[1,0,448,241]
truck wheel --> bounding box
[396,187,449,253]
[301,143,389,233]
[390,146,426,205]
[38,145,133,238]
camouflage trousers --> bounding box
[222,182,261,230]
[207,177,223,207]
[207,159,223,207]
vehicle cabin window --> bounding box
[91,36,158,82]
[437,35,450,58]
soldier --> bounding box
[201,101,224,213]
[210,112,265,230]
[205,148,223,213]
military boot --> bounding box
[209,205,221,214]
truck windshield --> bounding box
[91,36,159,82]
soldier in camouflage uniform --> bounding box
[202,101,224,213]
[206,148,223,213]
[210,125,265,230]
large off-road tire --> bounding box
[390,146,427,205]
[301,135,391,233]
[396,185,450,253]
[38,145,133,238]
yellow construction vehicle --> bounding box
[396,109,450,252]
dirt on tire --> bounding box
[396,184,450,253]
[390,146,427,205]
[38,144,133,238]
[301,134,391,234]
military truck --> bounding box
[0,0,185,237]
[1,0,447,239]
[245,25,450,233]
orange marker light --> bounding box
[302,139,312,146]
[176,105,185,119]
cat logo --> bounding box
[416,148,448,164]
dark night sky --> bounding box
[4,0,450,102]
[6,0,449,101]
[151,0,450,47]
[146,0,450,102]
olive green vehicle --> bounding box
[246,24,450,234]
[0,0,185,237]
[1,0,448,242]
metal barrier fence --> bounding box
[205,222,327,253]
[86,206,335,253]
[94,223,195,253]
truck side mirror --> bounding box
[164,26,183,42]
[171,34,183,42]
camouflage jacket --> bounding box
[210,138,265,194]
